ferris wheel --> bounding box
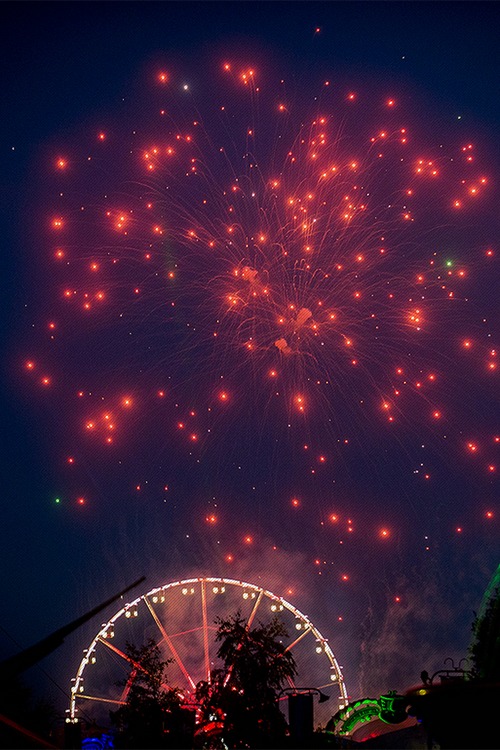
[69,577,348,727]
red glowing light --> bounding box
[294,394,306,412]
[23,65,498,611]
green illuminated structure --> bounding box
[477,562,500,620]
[326,691,408,737]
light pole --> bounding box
[278,687,330,742]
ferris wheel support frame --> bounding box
[69,576,348,721]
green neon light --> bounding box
[341,706,379,733]
[477,563,500,621]
[331,698,380,735]
[329,693,408,736]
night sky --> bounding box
[1,0,499,720]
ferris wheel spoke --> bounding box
[97,636,148,674]
[77,694,126,706]
[200,579,211,684]
[246,589,264,629]
[223,588,265,687]
[283,625,312,653]
[143,596,197,692]
[119,668,137,704]
[168,625,216,638]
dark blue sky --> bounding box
[1,0,499,717]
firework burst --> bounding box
[22,61,498,568]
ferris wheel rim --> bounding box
[69,575,348,720]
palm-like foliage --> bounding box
[196,612,297,747]
[110,639,183,748]
[470,587,500,681]
[216,611,297,700]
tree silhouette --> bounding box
[110,639,183,748]
[196,612,297,748]
[469,587,500,681]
